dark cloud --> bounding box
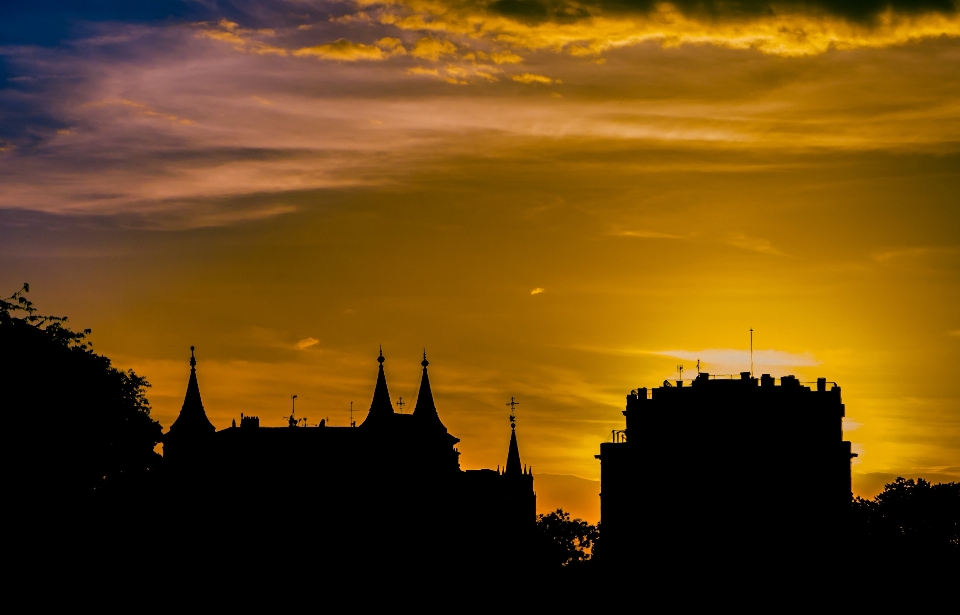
[0,1,198,46]
[0,1,345,47]
[486,0,960,24]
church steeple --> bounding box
[360,347,395,427]
[413,350,447,433]
[169,346,216,436]
[505,427,522,476]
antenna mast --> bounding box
[677,365,683,382]
[750,328,754,376]
[350,401,355,427]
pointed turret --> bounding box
[360,347,395,427]
[413,351,448,433]
[168,346,216,437]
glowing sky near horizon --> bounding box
[2,1,959,520]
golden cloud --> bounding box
[376,37,408,55]
[512,72,559,84]
[294,39,389,61]
[375,1,960,57]
[410,37,460,60]
[330,11,373,24]
[489,50,524,64]
[195,19,287,56]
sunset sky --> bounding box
[2,1,959,522]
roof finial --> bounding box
[506,396,519,430]
[378,345,384,365]
[422,349,429,368]
[190,345,196,369]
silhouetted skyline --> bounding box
[3,0,959,515]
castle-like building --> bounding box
[162,347,535,566]
[596,371,856,563]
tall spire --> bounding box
[505,425,522,476]
[169,346,215,436]
[360,346,395,427]
[505,397,522,475]
[413,350,447,433]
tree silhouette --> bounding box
[536,508,600,566]
[1,284,162,502]
[851,477,959,557]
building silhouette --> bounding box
[596,371,856,563]
[162,347,535,566]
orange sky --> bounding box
[2,0,959,523]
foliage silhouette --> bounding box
[1,284,162,502]
[536,508,600,566]
[851,477,959,557]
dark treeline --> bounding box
[2,284,162,504]
[3,284,957,574]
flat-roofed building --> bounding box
[596,371,856,564]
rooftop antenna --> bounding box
[750,328,754,376]
[284,395,298,427]
[677,365,683,382]
[397,396,405,414]
[506,397,519,430]
[350,401,355,428]
[696,359,701,375]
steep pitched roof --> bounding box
[360,348,395,427]
[413,352,448,433]
[505,427,522,476]
[169,346,216,436]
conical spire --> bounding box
[505,426,522,476]
[413,350,447,433]
[169,346,216,436]
[361,346,395,427]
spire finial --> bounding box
[421,349,429,368]
[378,346,384,365]
[506,396,519,430]
[190,346,196,369]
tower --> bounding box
[360,347,395,428]
[163,346,216,463]
[413,351,448,434]
[502,399,535,524]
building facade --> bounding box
[596,371,856,563]
[161,348,535,567]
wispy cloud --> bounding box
[297,337,320,350]
[85,98,193,125]
[572,345,818,370]
[531,287,545,295]
[872,246,959,262]
[652,348,819,370]
[610,229,684,239]
[725,233,788,256]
